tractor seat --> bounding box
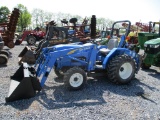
[99,38,118,55]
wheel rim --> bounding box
[29,38,35,44]
[69,73,83,88]
[119,62,133,79]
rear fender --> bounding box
[102,48,141,72]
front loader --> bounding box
[6,20,142,102]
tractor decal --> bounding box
[67,49,78,55]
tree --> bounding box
[97,17,107,30]
[0,6,10,23]
[32,9,53,28]
[16,4,31,31]
[44,12,55,24]
[31,8,40,28]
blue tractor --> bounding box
[6,20,142,102]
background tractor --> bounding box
[15,27,46,45]
[94,28,120,45]
[139,22,160,69]
[5,20,142,102]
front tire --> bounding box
[107,55,136,84]
[64,67,87,90]
[27,36,36,45]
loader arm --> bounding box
[35,43,97,87]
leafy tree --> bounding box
[31,8,40,28]
[31,8,116,31]
[45,12,54,24]
[97,17,107,30]
[0,6,10,23]
[16,4,31,31]
[32,9,51,28]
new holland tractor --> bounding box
[5,20,142,102]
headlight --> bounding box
[144,44,147,47]
[150,44,159,48]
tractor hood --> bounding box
[53,44,84,51]
[47,43,94,52]
[42,43,95,54]
[144,38,160,45]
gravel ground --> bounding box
[0,41,160,120]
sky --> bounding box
[0,0,160,24]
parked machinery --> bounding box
[0,33,9,65]
[61,15,97,42]
[123,21,154,46]
[121,22,138,45]
[94,28,121,45]
[0,8,20,65]
[5,20,142,102]
[139,22,160,69]
[135,22,151,32]
[0,8,20,48]
[15,27,46,45]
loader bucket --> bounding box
[5,63,41,102]
[18,46,36,64]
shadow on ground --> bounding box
[4,74,158,110]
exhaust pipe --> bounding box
[5,63,41,102]
[18,46,36,64]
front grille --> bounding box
[144,45,160,54]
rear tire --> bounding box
[107,55,136,84]
[27,36,36,45]
[0,54,8,65]
[64,67,87,90]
